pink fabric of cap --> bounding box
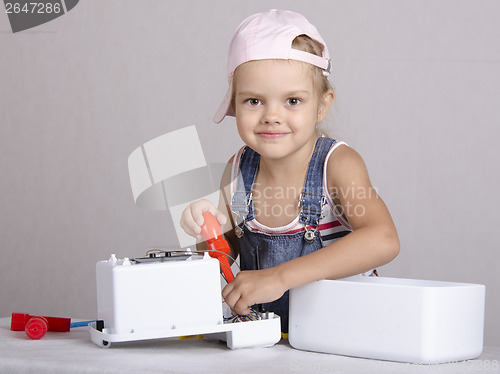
[213,9,331,123]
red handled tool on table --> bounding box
[11,313,96,340]
[200,211,235,283]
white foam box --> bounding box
[289,276,485,364]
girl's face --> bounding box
[233,59,332,161]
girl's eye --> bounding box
[246,99,261,106]
[287,98,301,106]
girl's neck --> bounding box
[257,137,317,183]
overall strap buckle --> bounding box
[299,192,326,243]
[231,191,252,238]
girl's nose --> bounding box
[262,103,282,125]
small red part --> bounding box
[25,317,48,340]
[201,212,235,282]
[11,313,71,339]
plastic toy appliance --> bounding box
[89,251,281,348]
[289,276,485,364]
[89,213,281,349]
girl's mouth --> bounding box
[257,132,289,139]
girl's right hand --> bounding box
[180,199,227,240]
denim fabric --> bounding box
[231,137,336,332]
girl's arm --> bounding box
[222,145,399,315]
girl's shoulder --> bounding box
[324,138,349,158]
[325,141,372,191]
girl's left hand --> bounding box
[221,268,286,315]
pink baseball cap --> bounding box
[213,9,331,124]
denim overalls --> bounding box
[231,137,339,332]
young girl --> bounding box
[181,9,399,332]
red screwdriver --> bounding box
[200,211,235,283]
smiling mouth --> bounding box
[257,132,289,139]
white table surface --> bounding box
[1,317,499,374]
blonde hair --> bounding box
[231,35,333,136]
[292,35,333,137]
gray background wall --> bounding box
[1,0,498,346]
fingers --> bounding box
[221,281,233,300]
[179,204,202,237]
[222,268,286,316]
[223,288,252,315]
[233,304,251,316]
[215,211,227,226]
[179,199,227,239]
[222,274,253,315]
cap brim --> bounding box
[213,83,235,124]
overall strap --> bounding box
[299,137,335,228]
[231,146,259,224]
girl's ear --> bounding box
[317,89,334,123]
